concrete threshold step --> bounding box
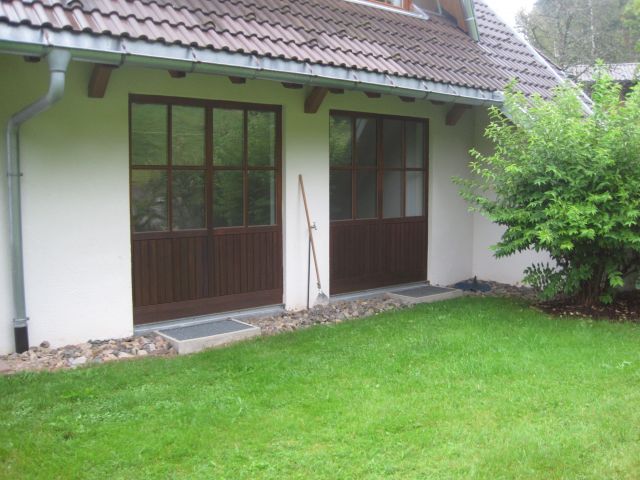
[156,318,260,355]
[386,285,464,304]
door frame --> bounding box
[128,94,283,324]
[328,110,430,294]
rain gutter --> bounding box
[5,48,71,353]
[0,24,504,106]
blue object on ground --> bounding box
[453,278,492,292]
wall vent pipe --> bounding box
[5,49,71,353]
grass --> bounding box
[1,297,639,479]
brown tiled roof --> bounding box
[0,0,562,97]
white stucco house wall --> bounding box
[0,0,560,354]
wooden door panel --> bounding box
[330,220,426,294]
[210,230,282,297]
[132,235,209,307]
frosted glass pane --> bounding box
[406,172,424,217]
[383,171,402,218]
[406,121,425,168]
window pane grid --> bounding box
[330,113,426,222]
[131,100,279,234]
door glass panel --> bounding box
[131,104,167,166]
[330,116,352,166]
[356,171,377,219]
[248,111,276,167]
[131,170,168,232]
[383,171,402,218]
[406,121,425,168]
[213,171,243,227]
[406,171,424,217]
[172,106,205,166]
[248,171,276,225]
[355,118,376,166]
[172,171,205,230]
[213,109,243,167]
[330,171,352,220]
[383,119,402,168]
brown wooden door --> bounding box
[329,112,428,294]
[129,96,282,324]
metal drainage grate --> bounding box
[159,319,254,341]
[393,285,455,298]
[157,318,261,355]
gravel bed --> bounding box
[249,296,409,335]
[0,282,531,375]
[0,335,175,375]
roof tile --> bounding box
[0,0,562,96]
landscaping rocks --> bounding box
[0,335,175,374]
[0,282,533,375]
[250,296,409,336]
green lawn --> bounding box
[1,297,639,479]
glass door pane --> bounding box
[131,170,168,232]
[330,171,352,220]
[383,119,402,168]
[356,171,377,219]
[213,171,244,227]
[383,171,402,218]
[248,111,276,167]
[131,104,167,166]
[406,121,424,168]
[248,171,276,225]
[172,106,205,166]
[213,109,243,167]
[355,118,376,166]
[330,116,352,166]
[172,171,205,230]
[406,171,424,217]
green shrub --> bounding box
[457,73,640,305]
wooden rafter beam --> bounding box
[399,96,416,103]
[365,91,382,99]
[304,87,328,114]
[430,100,446,106]
[445,104,472,126]
[328,88,345,94]
[282,82,304,89]
[168,70,187,78]
[88,64,117,98]
[229,76,246,84]
[23,56,41,63]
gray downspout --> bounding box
[461,0,480,42]
[5,49,71,353]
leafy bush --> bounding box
[456,73,640,305]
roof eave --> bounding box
[0,24,504,106]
